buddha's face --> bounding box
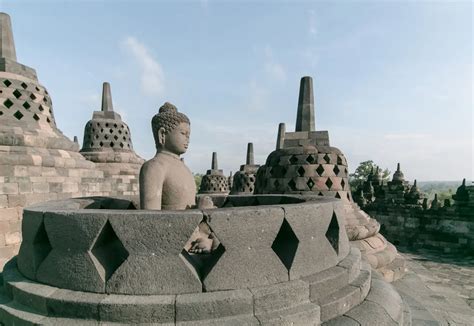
[163,122,190,155]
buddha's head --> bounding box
[152,102,190,155]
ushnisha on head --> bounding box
[152,102,190,155]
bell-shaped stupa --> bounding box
[255,76,407,281]
[80,82,144,181]
[0,13,109,269]
[230,143,260,194]
[198,152,229,194]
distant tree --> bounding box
[349,160,390,190]
[193,173,204,191]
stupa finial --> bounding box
[397,163,400,171]
[101,82,113,112]
[246,143,254,165]
[295,76,315,132]
[276,123,286,150]
[0,13,17,61]
[211,152,218,170]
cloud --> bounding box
[383,133,430,140]
[264,45,286,82]
[121,36,165,97]
[247,80,267,112]
[309,9,317,36]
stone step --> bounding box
[318,262,371,322]
[303,247,362,304]
[256,302,321,326]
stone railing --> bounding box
[17,195,349,295]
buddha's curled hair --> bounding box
[152,102,190,146]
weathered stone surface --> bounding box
[176,289,254,322]
[99,293,175,323]
[203,206,288,291]
[251,279,310,315]
[45,288,105,320]
[106,211,203,294]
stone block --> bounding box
[177,315,259,326]
[365,277,403,323]
[251,279,310,315]
[0,183,18,195]
[203,206,288,291]
[303,265,348,303]
[5,231,20,245]
[32,182,49,193]
[99,294,175,323]
[106,210,203,295]
[344,300,398,326]
[319,284,362,322]
[337,248,361,283]
[0,195,8,208]
[176,289,253,321]
[10,279,57,314]
[281,202,343,279]
[7,194,26,207]
[45,288,105,319]
[257,303,321,326]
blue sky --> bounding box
[2,0,472,181]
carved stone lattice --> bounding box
[325,212,340,254]
[90,220,129,282]
[271,218,299,271]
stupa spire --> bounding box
[295,76,315,132]
[0,13,16,61]
[276,123,286,150]
[246,143,254,165]
[211,152,218,170]
[101,82,113,112]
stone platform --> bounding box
[0,195,411,324]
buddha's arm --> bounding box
[139,161,164,210]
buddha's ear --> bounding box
[158,127,167,146]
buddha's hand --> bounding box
[188,236,213,254]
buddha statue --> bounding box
[139,102,215,253]
[140,102,195,210]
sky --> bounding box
[1,0,472,181]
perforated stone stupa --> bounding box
[80,82,144,193]
[255,76,407,282]
[198,152,229,194]
[230,143,260,194]
[0,13,140,269]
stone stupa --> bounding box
[255,76,407,282]
[0,12,107,269]
[198,152,229,194]
[230,143,260,194]
[80,82,144,193]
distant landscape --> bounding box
[417,180,470,201]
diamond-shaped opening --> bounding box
[297,166,305,177]
[333,165,340,175]
[46,117,51,123]
[120,142,124,148]
[110,142,114,147]
[32,220,52,269]
[35,86,40,91]
[23,102,30,110]
[104,134,109,140]
[325,212,340,254]
[38,104,44,111]
[3,79,11,87]
[30,94,37,100]
[33,113,40,121]
[4,99,13,108]
[289,155,298,164]
[114,123,118,128]
[21,82,28,89]
[272,218,299,272]
[274,179,280,189]
[307,178,315,190]
[318,192,324,196]
[288,179,297,191]
[114,135,118,140]
[180,219,225,289]
[99,141,104,147]
[347,193,351,201]
[0,111,3,116]
[13,89,22,99]
[325,178,333,189]
[316,164,325,176]
[13,110,23,120]
[341,179,346,189]
[90,220,129,282]
[109,128,113,134]
[337,156,343,165]
[306,155,315,164]
[335,192,341,199]
[323,154,331,164]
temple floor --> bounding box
[393,247,474,326]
